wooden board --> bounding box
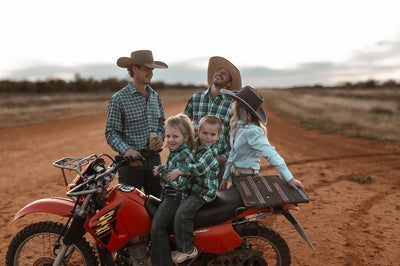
[234,175,310,207]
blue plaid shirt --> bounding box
[183,88,232,159]
[105,82,165,154]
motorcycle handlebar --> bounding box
[66,155,143,197]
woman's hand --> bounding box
[288,178,304,190]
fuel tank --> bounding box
[86,184,152,251]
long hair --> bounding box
[165,114,195,151]
[230,100,267,135]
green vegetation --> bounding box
[348,175,372,184]
[0,75,205,93]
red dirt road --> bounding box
[1,100,399,265]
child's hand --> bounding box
[288,178,304,190]
[166,169,184,182]
[219,179,228,191]
[153,166,160,176]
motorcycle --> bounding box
[6,154,314,265]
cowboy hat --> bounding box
[207,56,241,91]
[117,50,168,69]
[221,86,267,124]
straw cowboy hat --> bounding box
[221,86,267,124]
[207,56,242,91]
[117,50,168,69]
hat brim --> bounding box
[221,89,268,124]
[208,57,241,91]
[117,57,168,69]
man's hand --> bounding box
[124,149,143,159]
[150,136,163,151]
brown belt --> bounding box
[139,150,160,157]
[231,165,259,176]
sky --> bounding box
[1,0,400,88]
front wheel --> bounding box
[6,221,98,266]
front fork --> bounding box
[53,194,93,266]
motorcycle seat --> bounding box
[145,187,244,229]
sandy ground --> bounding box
[1,100,399,265]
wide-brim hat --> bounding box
[221,86,267,124]
[117,50,168,69]
[207,56,241,91]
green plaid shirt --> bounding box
[185,139,219,203]
[183,88,232,159]
[158,142,195,191]
[105,82,165,154]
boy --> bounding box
[166,115,221,264]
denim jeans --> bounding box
[174,194,206,253]
[231,172,260,188]
[217,163,226,184]
[151,194,181,266]
[118,154,162,198]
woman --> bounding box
[219,86,304,191]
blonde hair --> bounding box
[165,114,195,151]
[198,115,222,133]
[230,100,267,135]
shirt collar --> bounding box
[127,82,154,95]
[204,87,228,100]
[195,137,215,152]
[169,141,189,153]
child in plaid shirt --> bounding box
[167,115,221,264]
[151,114,196,266]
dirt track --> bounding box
[1,100,399,265]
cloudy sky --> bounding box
[1,0,400,88]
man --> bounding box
[183,56,241,182]
[105,50,168,197]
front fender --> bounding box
[10,197,75,225]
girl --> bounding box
[219,86,304,191]
[151,114,196,266]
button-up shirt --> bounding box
[183,88,231,159]
[222,120,294,182]
[158,142,195,191]
[185,139,219,203]
[105,82,165,154]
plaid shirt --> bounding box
[185,139,219,203]
[183,88,232,159]
[105,82,165,154]
[158,142,195,191]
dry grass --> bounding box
[259,87,400,145]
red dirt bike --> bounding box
[6,154,314,265]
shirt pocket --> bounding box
[124,109,146,134]
[147,108,161,131]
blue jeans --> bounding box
[151,194,181,266]
[217,163,226,184]
[174,194,206,253]
[118,154,162,198]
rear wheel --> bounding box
[195,222,290,265]
[234,221,291,265]
[6,221,98,266]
